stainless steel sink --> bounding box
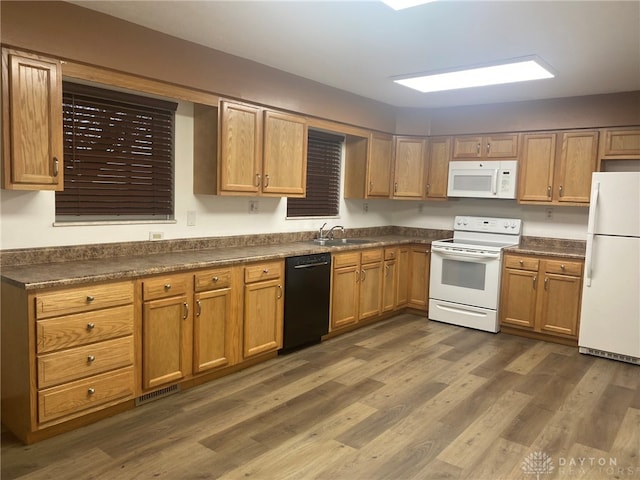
[311,238,374,246]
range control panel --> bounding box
[454,216,522,234]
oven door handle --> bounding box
[431,246,501,260]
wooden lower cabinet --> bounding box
[382,248,398,312]
[407,245,430,310]
[1,280,136,443]
[330,249,383,331]
[500,253,583,344]
[243,261,284,358]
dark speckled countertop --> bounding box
[1,235,434,290]
[504,236,586,260]
[1,230,586,290]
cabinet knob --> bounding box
[263,269,269,274]
[86,322,95,330]
[87,387,95,395]
[560,264,566,270]
[86,295,95,302]
[164,283,171,290]
[519,260,524,266]
[212,276,219,282]
[87,355,96,363]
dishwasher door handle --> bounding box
[293,261,330,269]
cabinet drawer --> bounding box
[384,248,397,260]
[37,336,134,388]
[504,256,539,271]
[244,261,282,283]
[37,305,134,354]
[36,281,133,319]
[194,268,232,292]
[38,366,134,424]
[142,275,189,301]
[361,249,383,264]
[545,259,583,276]
[333,252,360,268]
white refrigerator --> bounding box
[578,172,640,364]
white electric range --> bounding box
[429,216,522,333]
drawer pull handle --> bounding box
[196,299,202,317]
[544,277,549,289]
[264,174,270,187]
[87,322,95,330]
[263,269,269,274]
[87,355,96,363]
[212,276,219,282]
[277,284,283,299]
[164,284,171,290]
[183,302,189,319]
[361,269,366,282]
[88,387,95,395]
[86,295,95,302]
[53,157,59,177]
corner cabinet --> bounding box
[194,100,307,197]
[499,253,584,345]
[518,130,598,205]
[1,48,63,190]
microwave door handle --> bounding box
[491,170,498,195]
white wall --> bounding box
[0,100,590,251]
[0,102,394,250]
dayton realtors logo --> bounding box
[522,451,554,480]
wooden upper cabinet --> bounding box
[393,136,426,199]
[216,100,307,197]
[598,127,640,167]
[262,110,307,197]
[366,133,393,197]
[518,130,598,205]
[518,133,557,202]
[556,130,598,203]
[452,134,518,160]
[425,136,451,199]
[2,49,63,190]
[219,101,262,194]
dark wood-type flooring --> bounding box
[2,314,639,479]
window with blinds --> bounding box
[56,82,177,221]
[287,129,343,218]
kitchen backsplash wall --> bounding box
[1,101,589,251]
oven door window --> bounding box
[441,258,486,291]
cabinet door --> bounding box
[382,260,397,312]
[407,247,429,310]
[393,136,426,199]
[367,133,393,197]
[331,265,359,330]
[518,133,556,203]
[600,128,640,158]
[556,131,598,203]
[452,136,483,159]
[425,137,450,199]
[219,101,261,194]
[499,269,537,329]
[485,134,519,158]
[3,51,63,190]
[142,295,191,389]
[359,261,383,320]
[193,288,232,373]
[243,279,283,358]
[396,247,410,307]
[539,274,581,337]
[262,110,307,197]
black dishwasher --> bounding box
[281,252,331,354]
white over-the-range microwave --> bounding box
[447,160,518,199]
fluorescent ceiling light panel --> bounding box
[394,59,555,93]
[382,0,436,10]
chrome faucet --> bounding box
[327,225,345,240]
[318,222,328,240]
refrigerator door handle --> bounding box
[585,233,594,287]
[587,181,600,235]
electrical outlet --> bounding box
[149,231,164,241]
[546,208,553,219]
[249,200,259,214]
[363,202,369,214]
[187,210,196,226]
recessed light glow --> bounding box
[393,59,555,93]
[381,0,436,10]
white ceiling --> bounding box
[70,0,640,109]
